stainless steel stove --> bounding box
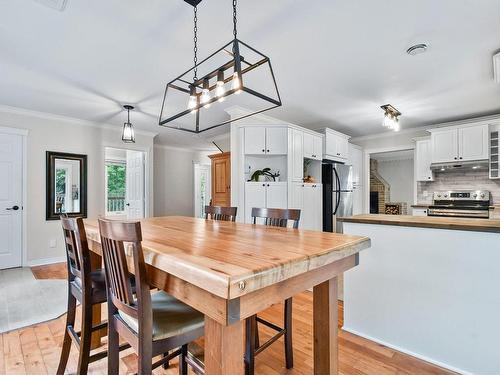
[427,190,491,219]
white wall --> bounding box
[376,158,414,210]
[0,107,155,265]
[154,145,211,217]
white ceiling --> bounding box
[1,0,500,150]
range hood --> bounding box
[430,160,489,172]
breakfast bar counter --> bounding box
[338,214,500,375]
[339,214,500,233]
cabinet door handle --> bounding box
[454,157,457,160]
[262,149,265,153]
[262,183,266,186]
[267,149,270,153]
[459,157,463,160]
[267,184,270,187]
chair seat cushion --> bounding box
[118,291,204,341]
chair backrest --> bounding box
[60,216,90,282]
[251,208,301,229]
[204,205,238,222]
[98,219,151,322]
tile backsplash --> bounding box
[417,170,500,204]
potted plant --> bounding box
[250,168,280,182]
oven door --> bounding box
[427,208,489,218]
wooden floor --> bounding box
[0,263,455,375]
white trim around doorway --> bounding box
[363,144,416,214]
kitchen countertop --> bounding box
[411,204,430,208]
[338,214,500,233]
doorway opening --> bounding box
[104,147,146,220]
[193,163,211,218]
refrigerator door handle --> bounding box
[333,168,341,215]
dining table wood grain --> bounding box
[84,216,371,375]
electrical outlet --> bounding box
[49,239,57,248]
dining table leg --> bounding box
[204,316,245,375]
[313,277,339,375]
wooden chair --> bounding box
[204,205,238,222]
[246,207,301,375]
[98,218,205,375]
[57,216,130,375]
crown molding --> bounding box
[153,143,217,153]
[0,104,159,138]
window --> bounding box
[106,162,126,215]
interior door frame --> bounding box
[363,144,416,214]
[193,162,211,218]
[0,126,28,267]
[102,144,152,218]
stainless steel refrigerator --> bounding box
[322,162,353,233]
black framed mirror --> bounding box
[46,151,87,220]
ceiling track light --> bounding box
[158,0,281,134]
[122,105,136,143]
[381,104,401,132]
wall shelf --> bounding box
[490,130,499,179]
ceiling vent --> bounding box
[33,0,68,11]
[494,52,500,84]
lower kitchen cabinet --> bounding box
[290,182,322,230]
[412,208,428,216]
[245,182,287,223]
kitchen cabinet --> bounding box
[244,127,287,155]
[323,128,350,161]
[291,129,304,182]
[208,152,231,206]
[430,124,488,163]
[415,139,433,182]
[290,182,322,230]
[303,132,322,160]
[348,144,364,215]
[412,208,428,216]
[245,182,287,223]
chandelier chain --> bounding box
[233,0,237,39]
[193,5,198,81]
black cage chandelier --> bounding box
[158,0,282,133]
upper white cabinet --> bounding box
[323,128,350,161]
[303,132,323,160]
[244,127,287,155]
[415,138,433,181]
[430,124,489,163]
[459,125,489,161]
[290,129,304,182]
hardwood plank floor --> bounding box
[0,264,455,374]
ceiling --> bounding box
[1,0,500,150]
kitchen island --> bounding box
[339,214,500,375]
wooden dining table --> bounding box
[84,216,371,374]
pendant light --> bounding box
[159,0,282,133]
[122,105,136,143]
[381,104,401,132]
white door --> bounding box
[289,182,304,210]
[415,140,433,181]
[459,125,489,161]
[245,182,266,223]
[431,128,458,163]
[0,133,23,269]
[291,129,304,182]
[303,132,314,159]
[126,150,145,219]
[266,182,287,209]
[194,164,211,218]
[266,127,288,155]
[244,127,266,155]
[313,135,323,160]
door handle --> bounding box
[126,203,130,206]
[6,205,19,211]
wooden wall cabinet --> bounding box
[209,152,231,207]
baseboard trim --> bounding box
[26,256,66,267]
[342,326,471,375]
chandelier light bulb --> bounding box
[216,70,225,100]
[201,78,211,108]
[232,71,241,93]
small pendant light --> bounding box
[122,105,136,143]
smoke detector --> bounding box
[33,0,68,11]
[494,52,500,84]
[406,43,428,56]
